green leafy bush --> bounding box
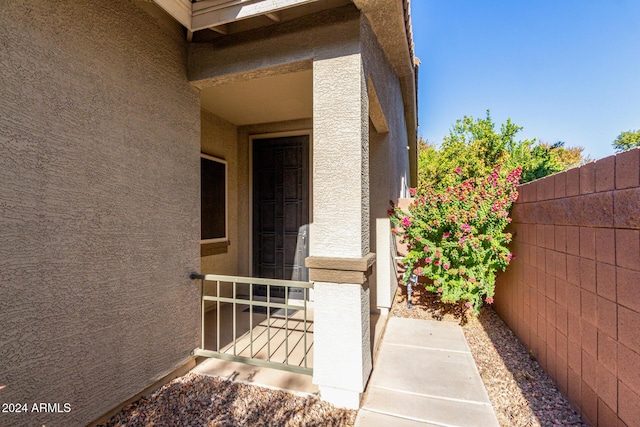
[391,166,522,314]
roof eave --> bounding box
[352,0,418,186]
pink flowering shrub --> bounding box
[390,166,522,314]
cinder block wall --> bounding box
[494,148,640,426]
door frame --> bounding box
[248,130,313,278]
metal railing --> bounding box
[189,273,314,375]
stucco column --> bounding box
[311,52,369,258]
[309,52,372,409]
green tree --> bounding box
[417,111,586,191]
[612,130,640,153]
[417,138,440,190]
[552,141,589,169]
[435,112,523,188]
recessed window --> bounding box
[201,154,227,243]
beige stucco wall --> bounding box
[362,15,410,222]
[313,281,372,408]
[188,5,361,88]
[361,16,410,311]
[200,110,239,277]
[0,1,201,426]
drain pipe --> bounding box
[407,272,418,309]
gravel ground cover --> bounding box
[99,373,355,427]
[391,284,585,427]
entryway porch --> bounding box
[190,273,389,368]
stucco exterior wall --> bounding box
[305,10,376,407]
[200,110,239,277]
[361,16,410,208]
[0,1,201,426]
[313,281,372,408]
[188,6,361,88]
[361,16,410,311]
[495,149,640,426]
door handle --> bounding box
[302,230,307,248]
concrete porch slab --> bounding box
[191,357,318,397]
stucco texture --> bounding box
[361,15,410,310]
[188,6,361,87]
[312,52,370,258]
[0,1,201,425]
[312,281,372,406]
[361,16,410,209]
[200,110,239,278]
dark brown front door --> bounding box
[252,135,309,299]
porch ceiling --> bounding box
[200,69,312,125]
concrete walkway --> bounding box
[355,317,499,427]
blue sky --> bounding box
[411,0,640,161]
